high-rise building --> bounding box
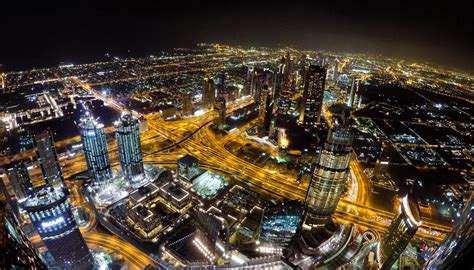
[115,113,144,180]
[33,130,64,188]
[302,104,353,227]
[1,195,47,269]
[215,72,226,97]
[24,186,93,269]
[242,66,255,97]
[377,194,421,270]
[300,65,326,129]
[182,92,193,117]
[424,192,473,270]
[257,86,274,137]
[214,97,226,129]
[374,155,390,180]
[202,77,216,111]
[347,77,361,108]
[78,112,111,184]
[6,160,34,201]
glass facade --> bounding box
[23,187,93,269]
[303,105,353,226]
[115,113,144,179]
[79,113,111,183]
[300,65,326,128]
[33,130,64,188]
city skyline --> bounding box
[0,5,472,268]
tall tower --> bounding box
[302,104,353,227]
[377,194,421,270]
[301,65,326,129]
[424,192,473,270]
[214,97,226,130]
[202,77,216,111]
[347,77,361,108]
[24,186,93,269]
[78,112,111,184]
[257,86,274,137]
[33,130,64,188]
[1,195,47,269]
[6,160,34,201]
[215,72,226,97]
[182,92,193,117]
[115,113,144,180]
[242,66,255,97]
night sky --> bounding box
[1,2,473,73]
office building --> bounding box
[24,187,93,269]
[1,195,47,269]
[115,113,144,180]
[78,112,112,184]
[215,72,226,97]
[302,104,353,227]
[347,77,361,108]
[33,130,64,188]
[6,160,34,201]
[300,65,326,128]
[202,77,216,111]
[377,194,421,270]
[257,86,274,137]
[374,155,390,179]
[242,66,255,97]
[182,92,193,117]
[177,155,200,182]
[214,97,226,129]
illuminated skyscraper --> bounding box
[347,76,361,108]
[202,77,216,111]
[424,192,473,270]
[214,97,226,129]
[257,86,274,137]
[33,130,64,188]
[302,104,353,227]
[377,194,421,270]
[215,72,226,97]
[300,65,326,128]
[1,195,47,269]
[182,92,193,116]
[242,66,255,97]
[6,160,34,201]
[24,187,93,269]
[78,112,111,183]
[115,113,144,180]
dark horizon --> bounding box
[1,2,473,74]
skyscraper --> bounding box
[242,66,255,97]
[300,65,326,129]
[24,186,93,269]
[33,130,64,188]
[347,76,361,108]
[424,192,473,270]
[377,194,421,270]
[115,113,144,180]
[215,72,226,97]
[257,86,274,137]
[6,160,34,201]
[1,194,47,269]
[78,112,111,184]
[214,97,226,129]
[202,77,216,111]
[182,92,193,117]
[302,104,353,227]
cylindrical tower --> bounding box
[115,113,144,180]
[78,112,111,184]
[24,187,93,269]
